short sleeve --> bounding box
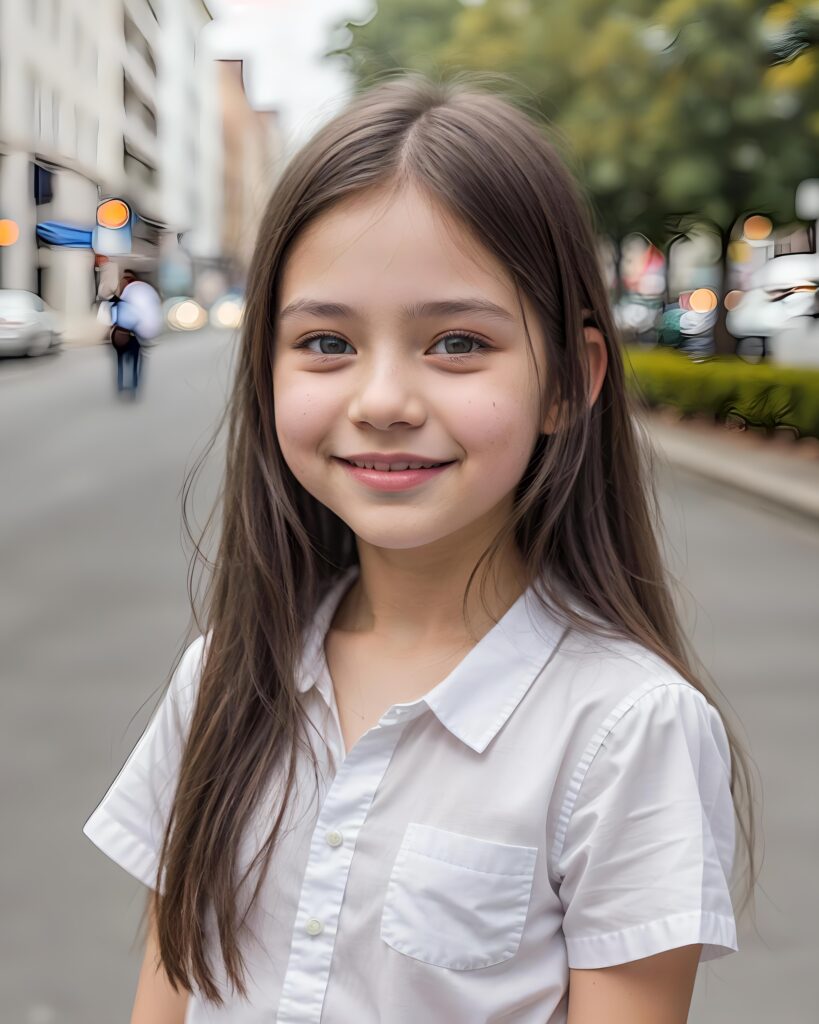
[553,680,738,969]
[82,636,207,892]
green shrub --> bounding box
[622,347,819,440]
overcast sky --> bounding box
[202,0,374,151]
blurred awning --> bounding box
[36,221,93,247]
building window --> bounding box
[124,74,158,137]
[34,80,42,140]
[124,142,156,188]
[72,105,80,159]
[33,164,54,205]
[52,95,61,147]
[124,10,157,78]
[22,71,35,130]
[40,87,51,143]
[85,116,98,164]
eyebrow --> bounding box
[277,297,517,324]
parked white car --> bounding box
[727,253,819,346]
[0,290,63,357]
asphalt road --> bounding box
[1,330,817,1023]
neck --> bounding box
[333,535,530,649]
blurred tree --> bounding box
[329,0,819,353]
[327,0,466,82]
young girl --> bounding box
[84,73,752,1023]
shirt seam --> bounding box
[564,908,731,946]
[550,677,707,871]
[564,909,738,968]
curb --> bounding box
[636,413,819,523]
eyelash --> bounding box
[293,330,491,364]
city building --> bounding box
[218,59,282,290]
[0,0,223,343]
[155,0,223,299]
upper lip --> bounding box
[337,452,454,465]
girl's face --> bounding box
[272,184,551,556]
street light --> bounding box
[0,219,19,246]
[96,199,130,230]
[689,288,718,313]
[93,198,132,256]
[743,215,773,241]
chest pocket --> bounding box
[380,822,538,970]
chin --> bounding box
[365,538,443,553]
[336,515,461,553]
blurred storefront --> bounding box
[0,0,224,343]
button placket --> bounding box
[275,725,406,1024]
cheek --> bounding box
[450,391,537,463]
[273,389,328,495]
[272,376,329,460]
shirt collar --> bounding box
[296,564,570,754]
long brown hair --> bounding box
[152,70,756,1003]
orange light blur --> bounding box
[97,199,130,229]
[724,290,744,310]
[689,288,718,313]
[743,215,773,241]
[728,240,751,263]
[0,219,20,246]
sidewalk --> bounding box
[635,408,819,523]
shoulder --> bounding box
[557,651,730,817]
[559,624,726,745]
[166,633,210,719]
[527,582,697,714]
[123,281,159,303]
[542,627,731,829]
[545,622,711,739]
[176,632,208,679]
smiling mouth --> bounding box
[335,458,456,472]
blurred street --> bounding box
[1,330,817,1022]
[0,329,230,1023]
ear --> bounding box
[583,316,608,408]
[542,310,609,434]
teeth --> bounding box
[348,460,442,471]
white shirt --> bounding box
[113,280,163,341]
[83,564,737,1023]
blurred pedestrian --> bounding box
[109,268,162,395]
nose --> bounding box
[347,357,426,430]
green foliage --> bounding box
[624,346,819,437]
[326,0,465,84]
[329,0,819,246]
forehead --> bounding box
[277,185,518,314]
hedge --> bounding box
[622,346,819,441]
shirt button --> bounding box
[325,829,343,847]
[305,917,324,936]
